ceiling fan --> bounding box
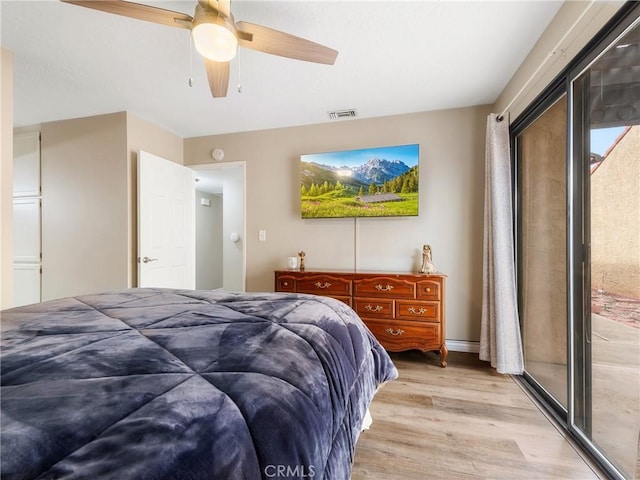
[60,0,338,98]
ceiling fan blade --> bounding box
[60,1,193,29]
[217,0,231,18]
[197,0,231,18]
[236,21,338,65]
[205,60,230,98]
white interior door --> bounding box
[138,151,195,289]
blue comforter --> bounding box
[0,289,397,479]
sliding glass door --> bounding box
[514,6,639,479]
[570,17,640,479]
[516,94,568,412]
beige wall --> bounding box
[41,112,129,300]
[184,105,489,342]
[1,49,14,309]
[591,126,640,298]
[14,111,184,301]
[494,1,625,122]
[126,113,184,165]
[3,0,625,334]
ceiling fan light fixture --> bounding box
[61,0,339,99]
[192,10,238,62]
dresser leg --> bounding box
[439,344,448,368]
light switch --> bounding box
[259,230,266,242]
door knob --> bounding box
[141,256,158,263]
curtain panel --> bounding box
[480,113,524,374]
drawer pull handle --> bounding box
[408,307,428,314]
[365,304,383,312]
[425,287,431,293]
[375,284,394,292]
[385,328,405,336]
[314,281,332,289]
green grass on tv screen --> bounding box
[302,191,418,218]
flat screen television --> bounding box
[300,144,419,219]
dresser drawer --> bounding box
[365,319,441,352]
[353,298,394,319]
[296,275,351,296]
[353,277,416,299]
[276,275,296,292]
[396,301,439,322]
[416,279,441,301]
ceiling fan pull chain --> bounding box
[237,50,243,94]
[188,35,194,88]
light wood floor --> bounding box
[352,351,603,480]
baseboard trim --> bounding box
[446,340,480,353]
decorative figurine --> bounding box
[298,251,306,271]
[419,244,437,274]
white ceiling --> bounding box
[1,0,563,139]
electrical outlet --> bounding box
[259,230,266,242]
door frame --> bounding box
[511,4,640,479]
[190,161,246,292]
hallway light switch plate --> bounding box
[259,230,266,242]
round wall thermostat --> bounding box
[211,148,225,161]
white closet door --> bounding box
[12,130,42,307]
[13,198,41,263]
[13,132,40,197]
[13,264,41,307]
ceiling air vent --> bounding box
[328,109,358,120]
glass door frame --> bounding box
[567,8,640,478]
[512,84,570,424]
[511,3,640,479]
[567,60,592,447]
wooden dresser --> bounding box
[275,270,447,367]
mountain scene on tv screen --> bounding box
[301,156,419,218]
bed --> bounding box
[0,288,397,480]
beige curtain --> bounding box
[480,113,524,374]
